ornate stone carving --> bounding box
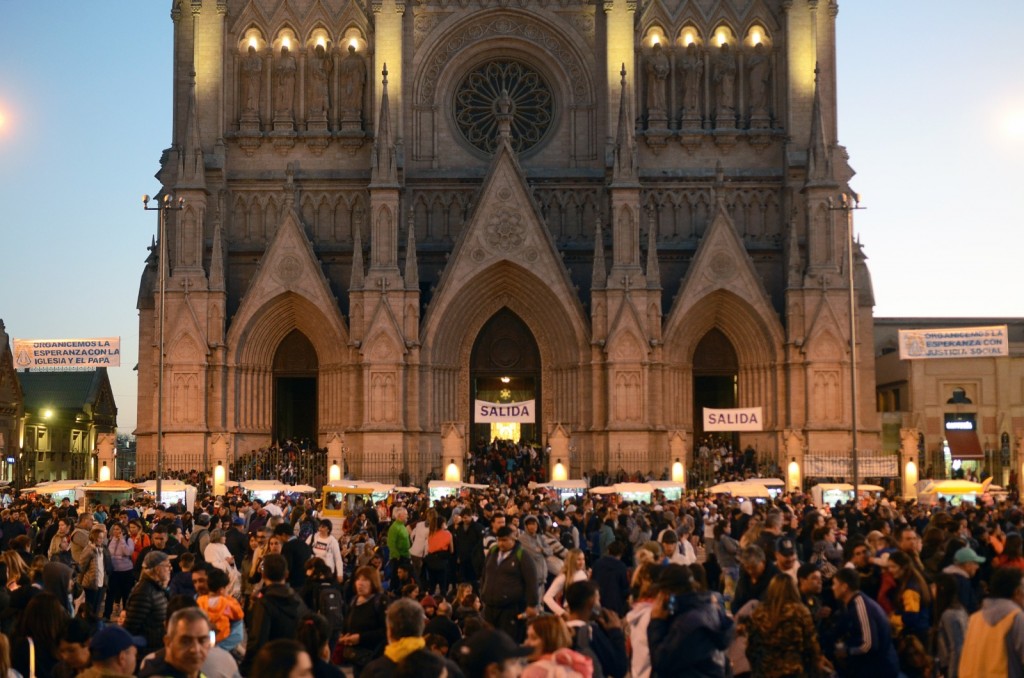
[484,208,526,253]
[454,59,554,155]
[275,254,301,284]
[708,250,736,282]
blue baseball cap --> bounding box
[90,626,146,661]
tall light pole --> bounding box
[143,193,185,501]
[830,194,866,496]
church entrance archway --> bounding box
[272,330,318,445]
[470,309,541,447]
[693,328,738,451]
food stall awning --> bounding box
[945,429,984,459]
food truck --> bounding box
[82,480,137,509]
[134,480,198,512]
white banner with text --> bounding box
[475,399,536,423]
[899,325,1008,360]
[14,337,121,369]
[703,407,764,431]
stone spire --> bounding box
[404,209,419,290]
[591,216,607,289]
[178,70,206,189]
[612,64,638,184]
[350,216,365,291]
[370,65,398,187]
[786,219,802,286]
[806,63,833,184]
[209,220,225,291]
[645,211,661,288]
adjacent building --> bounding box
[875,318,1024,486]
[136,0,879,483]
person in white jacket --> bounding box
[543,549,588,616]
[409,515,430,584]
[308,519,345,582]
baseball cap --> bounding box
[457,629,531,675]
[232,516,245,525]
[954,546,986,565]
[90,625,146,661]
[776,536,797,557]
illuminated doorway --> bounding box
[692,328,739,446]
[470,309,541,445]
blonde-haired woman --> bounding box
[543,548,588,616]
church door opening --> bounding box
[272,330,318,445]
[470,309,541,447]
[692,328,739,454]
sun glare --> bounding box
[1000,106,1024,141]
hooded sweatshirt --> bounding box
[42,561,74,615]
[242,582,309,674]
[647,591,734,678]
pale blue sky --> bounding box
[1,2,1022,435]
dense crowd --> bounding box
[1,464,1023,678]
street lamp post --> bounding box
[829,194,865,497]
[143,193,185,501]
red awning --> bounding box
[946,429,984,459]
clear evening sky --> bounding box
[1,2,1022,435]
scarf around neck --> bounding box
[384,636,426,664]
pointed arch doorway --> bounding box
[273,330,318,445]
[470,309,541,446]
[693,328,738,448]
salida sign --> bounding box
[703,407,763,431]
[475,399,536,423]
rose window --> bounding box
[454,60,554,154]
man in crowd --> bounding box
[732,545,778,613]
[480,525,538,641]
[564,580,629,678]
[139,608,213,678]
[242,553,309,674]
[387,506,412,590]
[362,598,464,678]
[831,567,899,677]
[592,540,630,617]
[846,540,883,601]
[958,565,1024,676]
[125,550,173,657]
[80,626,146,678]
[454,509,484,589]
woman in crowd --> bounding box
[992,532,1024,569]
[543,548,588,617]
[11,593,67,678]
[932,572,967,678]
[334,566,387,676]
[104,521,136,621]
[624,562,660,678]
[297,613,345,678]
[523,615,593,678]
[745,574,830,678]
[250,638,315,678]
[309,520,345,584]
[886,550,933,644]
[47,518,73,565]
[128,519,150,566]
[423,510,453,598]
[204,529,236,574]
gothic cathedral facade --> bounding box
[136,0,879,481]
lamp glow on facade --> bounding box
[349,38,359,50]
[43,409,53,420]
[316,36,327,49]
[99,462,110,482]
[329,461,342,482]
[445,459,461,482]
[249,37,258,49]
[671,458,684,483]
[750,27,763,45]
[682,31,695,46]
[787,457,801,492]
[553,459,568,482]
[282,36,291,50]
[716,29,728,46]
[213,462,226,496]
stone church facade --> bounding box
[136,0,880,482]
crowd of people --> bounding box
[1,461,1023,678]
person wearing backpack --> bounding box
[303,558,346,647]
[480,526,539,642]
[188,514,212,567]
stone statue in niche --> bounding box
[274,45,297,117]
[713,43,737,126]
[679,42,703,123]
[645,43,670,119]
[240,45,262,116]
[747,42,771,125]
[338,45,366,127]
[307,43,333,120]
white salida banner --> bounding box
[703,407,763,431]
[475,399,536,423]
